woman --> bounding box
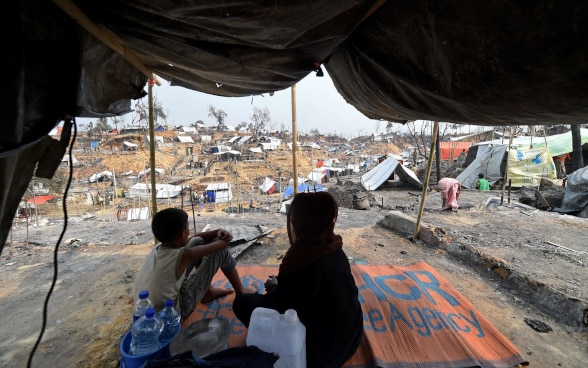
[233,192,363,367]
[437,177,461,211]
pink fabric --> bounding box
[437,178,461,210]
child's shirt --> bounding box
[133,244,186,312]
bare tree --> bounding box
[131,96,167,128]
[208,105,227,131]
[250,106,271,136]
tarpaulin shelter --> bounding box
[361,157,423,191]
[457,145,556,189]
[283,183,324,200]
[258,177,276,194]
[26,195,56,206]
[204,183,232,204]
[439,141,472,161]
[3,1,588,251]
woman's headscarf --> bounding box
[279,192,343,274]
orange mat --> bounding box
[184,262,528,368]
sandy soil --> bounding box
[1,185,587,368]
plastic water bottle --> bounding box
[130,307,164,355]
[133,290,153,323]
[158,299,181,344]
[246,307,306,368]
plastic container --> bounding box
[158,299,181,344]
[133,290,153,323]
[131,308,164,356]
[246,307,306,368]
[120,329,173,368]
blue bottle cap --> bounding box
[145,308,155,318]
[165,299,174,308]
[139,290,149,299]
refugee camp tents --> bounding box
[127,183,183,199]
[89,170,113,183]
[308,168,328,183]
[137,168,165,180]
[123,141,138,151]
[457,145,557,189]
[361,157,423,191]
[205,183,232,203]
[176,136,194,143]
[258,177,276,194]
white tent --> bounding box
[177,136,194,143]
[258,177,276,194]
[361,157,422,190]
[204,183,232,203]
[127,183,183,199]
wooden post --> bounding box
[291,84,299,195]
[412,122,439,242]
[501,127,515,205]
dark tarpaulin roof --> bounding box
[2,0,588,252]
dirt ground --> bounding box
[1,184,587,368]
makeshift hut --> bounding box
[361,157,423,191]
[204,183,233,203]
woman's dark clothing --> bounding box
[233,248,363,368]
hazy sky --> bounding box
[80,70,403,139]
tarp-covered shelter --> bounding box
[361,157,423,191]
[176,136,194,143]
[457,145,557,189]
[122,141,138,151]
[89,170,113,183]
[554,166,588,214]
[3,1,588,251]
[205,183,232,204]
[127,183,183,199]
[439,142,472,161]
[283,183,325,200]
[258,177,276,194]
[478,128,588,158]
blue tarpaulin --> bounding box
[282,183,324,199]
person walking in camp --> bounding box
[437,177,461,211]
[553,153,570,179]
[233,192,364,368]
[476,173,490,191]
[133,208,258,321]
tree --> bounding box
[208,105,227,131]
[310,128,321,137]
[132,96,167,128]
[236,121,248,131]
[111,116,123,132]
[250,106,271,136]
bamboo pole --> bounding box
[412,122,439,242]
[501,127,515,205]
[148,81,158,219]
[291,84,299,195]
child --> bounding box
[476,173,490,191]
[133,208,257,321]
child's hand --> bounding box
[217,229,233,242]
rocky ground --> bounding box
[1,182,587,367]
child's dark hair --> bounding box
[151,208,188,242]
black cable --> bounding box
[27,118,77,367]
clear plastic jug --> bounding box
[246,307,306,368]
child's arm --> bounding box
[179,235,231,275]
[191,229,230,243]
